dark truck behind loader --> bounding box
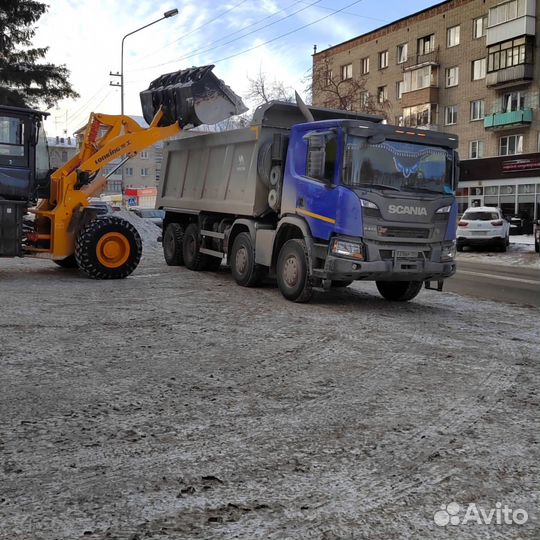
[157,100,460,303]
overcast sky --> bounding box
[35,0,440,135]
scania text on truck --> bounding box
[157,100,459,302]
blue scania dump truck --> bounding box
[156,100,459,302]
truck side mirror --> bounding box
[453,153,460,191]
[305,133,327,181]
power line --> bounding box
[130,0,306,71]
[210,0,365,65]
[130,0,323,74]
[136,0,251,62]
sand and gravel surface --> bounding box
[1,214,538,539]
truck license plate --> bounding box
[395,250,418,258]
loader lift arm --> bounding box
[28,110,180,272]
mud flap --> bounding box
[140,65,247,128]
[425,280,444,291]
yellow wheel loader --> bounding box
[0,65,246,278]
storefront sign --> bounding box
[502,158,540,173]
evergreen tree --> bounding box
[0,0,78,108]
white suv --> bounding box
[456,206,510,252]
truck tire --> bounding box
[230,232,264,287]
[182,223,209,271]
[75,216,142,279]
[53,255,78,269]
[276,238,313,303]
[376,280,423,302]
[163,222,184,266]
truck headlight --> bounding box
[441,241,456,262]
[436,205,452,214]
[360,199,379,209]
[331,238,365,260]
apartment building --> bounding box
[312,0,540,223]
[47,135,78,169]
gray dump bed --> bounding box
[157,101,382,218]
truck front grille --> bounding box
[378,226,430,239]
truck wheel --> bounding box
[376,281,423,302]
[53,255,78,269]
[182,223,209,271]
[75,216,142,279]
[230,232,264,287]
[163,222,184,266]
[277,239,313,303]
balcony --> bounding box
[486,15,536,46]
[485,64,534,87]
[484,108,533,129]
[402,47,439,71]
[401,87,438,108]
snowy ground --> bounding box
[457,234,539,269]
[0,216,538,539]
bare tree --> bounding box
[308,57,390,119]
[245,69,294,106]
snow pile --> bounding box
[117,210,161,255]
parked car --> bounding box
[132,208,165,228]
[534,220,540,254]
[88,198,112,215]
[456,206,510,252]
[508,215,524,235]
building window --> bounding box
[378,50,389,69]
[487,36,532,72]
[403,65,434,92]
[361,57,369,74]
[445,105,458,125]
[397,43,408,64]
[473,15,487,38]
[417,34,435,55]
[61,150,68,162]
[489,0,527,27]
[141,168,149,176]
[447,25,460,47]
[469,140,485,159]
[359,91,369,108]
[403,104,437,128]
[470,99,485,121]
[396,81,404,100]
[499,134,523,156]
[341,63,352,80]
[472,58,486,80]
[502,91,525,112]
[125,167,133,176]
[140,151,149,159]
[325,69,333,86]
[445,66,459,87]
[377,86,387,104]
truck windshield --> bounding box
[343,137,453,194]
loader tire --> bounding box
[53,255,78,269]
[276,239,313,303]
[75,216,142,279]
[163,222,184,266]
[376,280,423,302]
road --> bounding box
[447,259,540,307]
[1,219,538,539]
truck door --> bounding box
[293,130,340,240]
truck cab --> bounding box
[280,119,458,288]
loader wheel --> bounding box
[75,216,142,279]
[276,239,313,303]
[230,232,264,287]
[163,222,184,266]
[376,280,423,302]
[53,255,78,269]
[182,223,209,271]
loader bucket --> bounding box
[140,65,247,128]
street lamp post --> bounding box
[109,9,178,200]
[110,9,179,115]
